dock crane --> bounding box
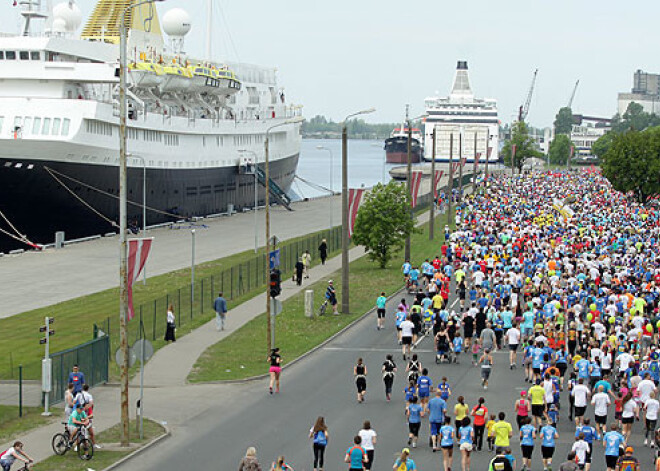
[518,68,539,122]
[567,80,579,108]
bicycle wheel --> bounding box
[77,438,94,460]
[318,302,326,316]
[52,433,69,455]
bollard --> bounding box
[305,290,314,318]
[55,231,65,249]
[18,364,23,417]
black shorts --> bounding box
[402,336,412,345]
[509,344,519,352]
[595,414,607,425]
[532,404,545,417]
[622,415,634,424]
[533,367,541,375]
[356,377,367,393]
[377,308,386,318]
[557,363,567,376]
[409,422,421,436]
[521,444,534,459]
[541,445,555,459]
[575,406,586,417]
[585,449,592,464]
[606,455,619,468]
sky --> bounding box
[1,0,657,128]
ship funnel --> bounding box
[450,60,473,101]
[457,61,468,70]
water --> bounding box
[293,138,396,199]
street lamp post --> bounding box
[429,126,436,240]
[341,108,375,316]
[484,130,490,182]
[191,229,196,306]
[447,133,454,225]
[118,0,164,447]
[239,149,260,253]
[316,145,334,229]
[472,132,478,194]
[131,154,147,284]
[265,117,304,351]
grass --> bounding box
[0,226,341,381]
[188,213,450,382]
[34,419,165,471]
[0,406,61,443]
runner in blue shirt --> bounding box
[428,391,447,451]
[603,424,626,471]
[416,368,433,412]
[375,292,387,330]
[458,417,474,471]
[539,421,558,471]
[575,357,590,380]
[345,436,367,471]
[406,396,423,448]
[439,416,455,471]
[519,417,536,471]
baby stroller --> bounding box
[435,332,452,364]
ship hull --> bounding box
[384,137,422,164]
[0,153,298,247]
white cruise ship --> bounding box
[0,0,302,249]
[423,61,499,163]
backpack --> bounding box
[618,457,639,471]
[313,430,327,446]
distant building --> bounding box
[570,115,611,157]
[618,69,660,115]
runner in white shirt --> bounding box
[644,391,660,447]
[358,421,377,468]
[400,318,415,360]
[505,325,521,369]
[572,379,591,426]
[638,374,657,405]
[591,385,611,436]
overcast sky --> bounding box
[1,0,656,128]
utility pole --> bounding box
[484,130,490,182]
[404,105,412,262]
[429,126,436,240]
[472,131,478,194]
[447,133,454,228]
[458,131,463,202]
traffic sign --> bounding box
[269,249,280,269]
[40,338,47,345]
[39,326,47,333]
[48,330,55,336]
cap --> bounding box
[328,280,333,284]
[520,391,526,396]
[75,402,83,408]
[402,447,410,454]
[625,446,634,453]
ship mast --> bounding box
[19,0,48,36]
[205,0,212,60]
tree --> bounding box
[601,127,660,204]
[611,102,660,133]
[554,107,574,135]
[591,132,615,158]
[548,134,574,165]
[352,182,417,268]
[502,121,542,172]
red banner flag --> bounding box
[411,171,423,208]
[348,188,365,238]
[433,170,444,198]
[127,237,153,321]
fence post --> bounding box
[247,261,250,291]
[152,306,156,341]
[178,288,182,327]
[201,279,205,313]
[18,364,22,417]
[190,282,193,320]
[231,266,234,300]
[211,275,214,300]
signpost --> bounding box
[40,316,54,416]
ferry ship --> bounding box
[0,0,302,249]
[423,61,499,163]
[383,126,423,164]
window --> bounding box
[19,51,29,60]
[52,118,61,135]
[32,117,41,134]
[0,51,3,60]
[0,116,4,133]
[5,51,16,60]
[42,117,51,135]
[30,51,40,60]
[61,118,70,136]
[23,117,32,134]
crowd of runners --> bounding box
[348,170,659,471]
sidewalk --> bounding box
[0,178,455,464]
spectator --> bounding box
[68,364,85,395]
[238,447,262,471]
[559,451,579,471]
[0,441,33,470]
[295,257,304,286]
[318,239,328,265]
[303,250,312,278]
[165,304,176,343]
[214,292,228,331]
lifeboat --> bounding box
[128,62,164,88]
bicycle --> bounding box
[51,422,94,460]
[318,299,328,316]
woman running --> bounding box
[406,354,421,384]
[382,354,397,401]
[458,417,474,471]
[393,448,416,471]
[454,396,469,431]
[268,347,281,394]
[514,391,531,430]
[309,416,328,471]
[478,348,494,390]
[359,421,377,470]
[471,397,488,451]
[621,390,639,442]
[354,358,367,403]
[519,417,536,471]
[440,416,455,471]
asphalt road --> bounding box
[122,292,656,471]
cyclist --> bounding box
[67,402,90,448]
[0,442,33,471]
[326,280,338,315]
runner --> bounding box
[478,348,494,390]
[354,358,367,403]
[345,436,368,471]
[458,417,474,471]
[376,292,387,330]
[358,420,377,470]
[393,448,416,471]
[603,423,626,471]
[382,354,397,401]
[400,315,415,360]
[406,396,423,448]
[268,347,281,395]
[539,418,558,471]
[471,397,488,451]
[439,416,455,471]
[429,390,447,452]
[519,417,536,471]
[515,391,532,430]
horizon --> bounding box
[0,0,655,129]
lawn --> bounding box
[34,419,165,471]
[188,211,451,382]
[0,226,341,381]
[0,406,62,443]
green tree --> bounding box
[502,121,542,172]
[554,107,574,134]
[611,102,660,133]
[591,132,616,158]
[352,182,417,268]
[601,127,660,204]
[548,134,574,165]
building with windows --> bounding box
[618,69,660,115]
[570,115,611,158]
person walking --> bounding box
[295,257,304,286]
[382,354,397,401]
[471,397,488,451]
[238,447,262,471]
[354,358,367,403]
[68,364,85,396]
[309,417,328,471]
[268,348,281,395]
[393,448,416,470]
[164,304,176,343]
[303,250,312,278]
[358,420,377,470]
[318,239,328,265]
[214,292,228,331]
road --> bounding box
[120,292,655,471]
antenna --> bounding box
[206,0,212,59]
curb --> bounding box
[101,421,171,471]
[191,287,406,385]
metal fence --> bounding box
[96,225,343,355]
[48,335,109,404]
